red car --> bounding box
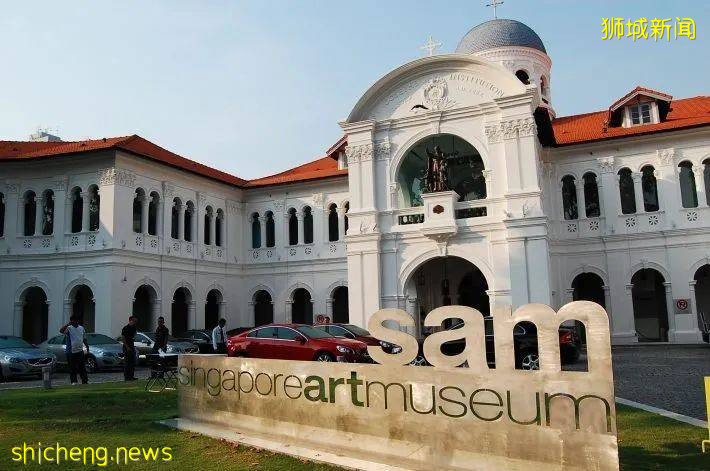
[227,324,370,363]
[313,323,402,354]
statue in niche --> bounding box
[425,146,456,193]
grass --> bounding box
[0,382,707,470]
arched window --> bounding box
[133,188,145,233]
[253,290,273,326]
[303,206,313,244]
[344,201,349,235]
[561,175,578,220]
[215,209,224,247]
[171,198,181,239]
[148,192,159,235]
[288,208,298,245]
[704,159,710,205]
[618,168,636,214]
[583,173,600,218]
[88,185,100,232]
[251,212,261,248]
[328,203,339,241]
[41,189,54,235]
[641,165,659,212]
[0,192,5,238]
[265,211,275,247]
[184,201,194,242]
[678,161,698,208]
[515,69,530,85]
[204,206,213,245]
[70,187,82,233]
[23,191,37,236]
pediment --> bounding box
[346,54,527,123]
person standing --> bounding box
[60,315,89,385]
[212,318,227,354]
[152,316,169,354]
[121,316,139,381]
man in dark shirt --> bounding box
[152,316,169,354]
[121,316,138,381]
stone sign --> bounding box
[176,301,619,470]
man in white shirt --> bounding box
[59,315,90,385]
[212,318,227,354]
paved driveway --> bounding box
[612,344,709,421]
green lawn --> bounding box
[0,382,707,470]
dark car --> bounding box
[227,324,369,363]
[411,318,581,370]
[313,323,402,354]
[180,329,215,353]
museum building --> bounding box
[1,18,710,345]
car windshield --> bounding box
[296,326,334,339]
[141,333,156,341]
[0,336,35,349]
[86,334,118,345]
[342,325,370,336]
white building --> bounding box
[1,19,709,345]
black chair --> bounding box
[145,354,179,393]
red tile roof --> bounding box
[245,155,347,188]
[551,96,710,146]
[609,86,672,112]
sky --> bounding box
[0,1,708,179]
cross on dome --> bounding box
[486,0,504,19]
[419,35,442,56]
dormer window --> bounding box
[630,103,652,125]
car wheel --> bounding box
[520,352,540,371]
[315,352,334,362]
[409,355,427,366]
[85,356,98,373]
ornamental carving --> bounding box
[312,193,324,208]
[596,156,615,173]
[657,148,675,166]
[484,118,537,142]
[163,182,175,198]
[273,200,285,212]
[98,168,136,187]
[421,77,456,111]
[53,178,68,192]
[484,124,502,144]
[345,143,373,164]
[5,181,20,194]
[227,200,242,215]
[374,142,391,161]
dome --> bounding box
[455,19,546,55]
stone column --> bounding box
[596,157,618,227]
[34,194,44,235]
[156,200,164,237]
[693,165,707,207]
[663,282,676,342]
[177,204,185,240]
[259,215,266,248]
[218,301,227,324]
[603,285,613,331]
[151,298,162,330]
[209,213,216,246]
[81,191,91,232]
[632,172,644,213]
[337,207,346,241]
[14,301,23,337]
[297,214,304,245]
[52,183,67,237]
[405,297,419,338]
[141,196,149,234]
[63,300,73,325]
[64,194,74,234]
[575,179,586,219]
[3,184,19,239]
[188,301,197,329]
[282,212,290,246]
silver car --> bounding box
[38,333,125,373]
[0,335,56,381]
[117,332,199,362]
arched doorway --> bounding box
[172,288,191,336]
[133,285,158,332]
[631,269,669,342]
[406,256,489,335]
[331,286,349,323]
[71,285,96,333]
[291,288,313,324]
[253,290,273,326]
[571,272,605,344]
[21,287,48,344]
[205,290,221,331]
[693,264,710,341]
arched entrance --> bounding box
[253,290,273,326]
[631,269,669,342]
[571,272,605,344]
[291,288,313,324]
[172,288,191,336]
[205,290,221,331]
[693,264,710,341]
[331,286,349,323]
[70,285,95,333]
[406,256,489,335]
[133,285,158,332]
[20,287,48,344]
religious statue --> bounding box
[425,146,456,193]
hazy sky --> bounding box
[1,1,707,178]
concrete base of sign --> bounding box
[159,418,411,471]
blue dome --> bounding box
[455,19,546,55]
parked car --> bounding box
[227,324,369,362]
[0,335,56,381]
[38,333,125,373]
[116,332,199,362]
[179,329,215,353]
[412,318,581,370]
[313,323,402,354]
